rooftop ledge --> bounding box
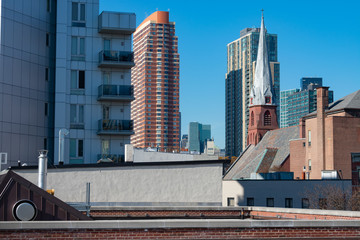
[98,11,136,34]
[1,219,360,230]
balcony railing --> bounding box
[97,154,124,163]
[97,119,134,135]
[98,84,134,102]
[98,50,135,68]
[98,12,136,34]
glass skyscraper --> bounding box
[280,78,334,128]
[225,27,279,157]
[188,122,211,153]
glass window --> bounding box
[70,139,84,159]
[308,130,311,146]
[302,198,309,208]
[227,197,235,207]
[71,37,85,60]
[247,197,254,206]
[70,104,84,128]
[101,140,110,155]
[72,2,85,27]
[71,70,85,93]
[266,198,274,207]
[285,198,293,208]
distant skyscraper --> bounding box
[300,77,322,91]
[225,21,279,157]
[131,11,180,152]
[188,122,211,153]
[280,78,334,128]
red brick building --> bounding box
[290,88,360,180]
[131,11,180,152]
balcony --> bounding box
[97,154,124,163]
[98,84,134,102]
[98,11,136,34]
[98,50,135,69]
[97,119,134,135]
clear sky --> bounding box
[100,0,360,149]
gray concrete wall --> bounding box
[14,163,223,206]
[133,148,218,162]
[223,180,352,208]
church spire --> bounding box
[250,10,274,106]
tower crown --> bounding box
[250,12,274,106]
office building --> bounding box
[180,134,188,151]
[188,122,211,153]
[225,19,279,157]
[300,77,322,91]
[0,0,135,168]
[280,78,333,128]
[131,11,180,152]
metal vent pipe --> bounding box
[38,150,48,190]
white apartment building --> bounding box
[0,0,135,167]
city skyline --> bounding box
[100,0,360,149]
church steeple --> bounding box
[247,11,278,146]
[250,11,274,106]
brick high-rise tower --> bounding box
[247,12,278,146]
[131,11,180,152]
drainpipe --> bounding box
[58,129,69,165]
[38,150,48,190]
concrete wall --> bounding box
[14,162,223,206]
[132,148,218,162]
[222,180,351,208]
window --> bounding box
[44,103,48,116]
[265,96,271,103]
[302,198,309,208]
[266,198,274,207]
[227,197,235,207]
[72,2,85,27]
[319,198,327,209]
[46,0,51,12]
[71,70,85,94]
[247,197,254,206]
[308,159,312,171]
[44,138,47,150]
[251,111,254,126]
[101,140,110,155]
[285,198,293,208]
[308,130,311,146]
[71,37,85,60]
[264,110,271,126]
[104,39,111,51]
[70,139,84,163]
[46,33,49,46]
[45,68,49,81]
[70,104,84,129]
[103,106,110,120]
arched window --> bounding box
[251,111,254,126]
[264,110,271,126]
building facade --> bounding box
[289,88,360,180]
[0,0,135,168]
[0,0,56,168]
[280,78,333,128]
[53,1,135,164]
[131,11,180,152]
[226,25,279,157]
[188,122,211,153]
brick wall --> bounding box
[2,227,360,239]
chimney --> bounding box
[38,150,48,190]
[299,117,306,138]
[316,87,329,171]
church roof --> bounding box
[249,12,274,106]
[328,89,360,111]
[223,126,299,180]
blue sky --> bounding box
[100,0,360,149]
